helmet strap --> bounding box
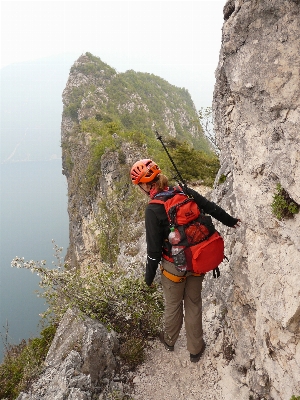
[138,183,151,196]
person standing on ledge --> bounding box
[130,158,240,363]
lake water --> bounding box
[0,160,69,361]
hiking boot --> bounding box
[190,342,206,363]
[159,332,174,352]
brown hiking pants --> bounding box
[161,259,205,355]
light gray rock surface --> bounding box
[208,0,300,398]
[17,309,119,400]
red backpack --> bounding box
[150,186,225,277]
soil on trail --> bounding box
[132,326,224,400]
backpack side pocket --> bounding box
[190,232,224,274]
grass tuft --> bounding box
[0,325,57,400]
[271,183,299,220]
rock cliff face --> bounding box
[207,0,300,398]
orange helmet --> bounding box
[130,159,161,185]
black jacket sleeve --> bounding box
[145,255,160,286]
[186,187,239,227]
[144,205,167,286]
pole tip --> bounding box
[155,130,162,140]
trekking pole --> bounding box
[155,130,189,194]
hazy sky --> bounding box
[1,0,225,108]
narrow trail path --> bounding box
[132,326,225,400]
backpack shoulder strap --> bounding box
[149,198,165,205]
[149,187,178,204]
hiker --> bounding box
[130,158,240,362]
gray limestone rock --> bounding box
[208,0,300,398]
[17,309,119,400]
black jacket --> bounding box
[144,186,238,286]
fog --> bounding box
[1,1,225,111]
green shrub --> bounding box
[290,396,300,400]
[85,139,116,188]
[127,130,147,146]
[11,255,164,370]
[63,86,86,121]
[97,199,120,267]
[81,118,122,137]
[218,174,227,185]
[63,154,74,174]
[81,119,123,191]
[271,183,299,220]
[119,337,146,369]
[166,140,220,187]
[0,325,57,400]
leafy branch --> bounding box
[11,242,164,368]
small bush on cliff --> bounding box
[63,86,86,121]
[218,174,227,185]
[271,183,299,220]
[97,199,120,267]
[167,141,219,187]
[11,248,164,370]
[0,325,57,400]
